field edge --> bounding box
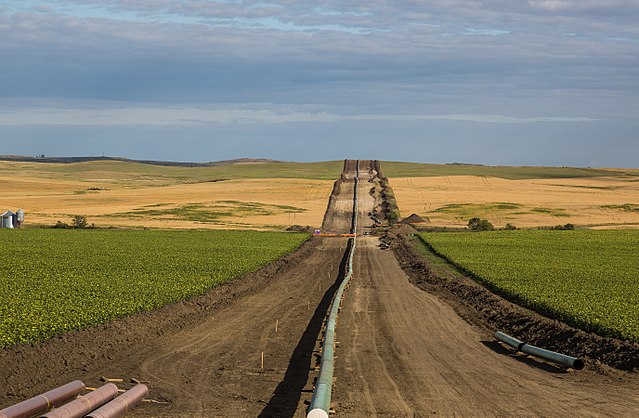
[0,235,317,406]
[390,233,639,372]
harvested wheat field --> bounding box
[0,160,335,230]
[391,175,639,229]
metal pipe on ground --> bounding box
[495,331,524,351]
[0,381,85,418]
[39,384,118,418]
[85,384,148,418]
[521,344,585,370]
[495,331,585,370]
[307,162,360,418]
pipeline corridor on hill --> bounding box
[307,160,360,418]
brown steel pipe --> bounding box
[39,384,118,418]
[0,381,85,418]
[85,384,148,418]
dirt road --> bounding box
[332,162,639,417]
[2,159,638,417]
[87,162,367,417]
[108,236,345,417]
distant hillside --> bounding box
[380,161,639,180]
[0,157,343,181]
[0,155,280,167]
[1,155,637,180]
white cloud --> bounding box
[461,28,510,36]
[0,104,599,126]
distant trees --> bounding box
[554,223,575,230]
[464,218,575,231]
[53,216,95,229]
[468,217,494,231]
[72,215,88,229]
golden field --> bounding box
[0,161,334,230]
[390,175,639,229]
[2,159,639,230]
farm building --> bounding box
[0,209,24,228]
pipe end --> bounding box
[307,408,330,418]
[573,359,585,370]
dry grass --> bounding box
[391,176,639,229]
[0,161,333,230]
[3,159,638,231]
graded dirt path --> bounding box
[107,160,371,417]
[85,164,364,417]
[3,160,638,417]
[332,165,639,417]
[87,235,348,418]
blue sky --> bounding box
[0,1,638,166]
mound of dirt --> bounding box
[391,223,418,235]
[286,225,313,233]
[399,213,428,224]
[392,234,639,371]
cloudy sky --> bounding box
[1,1,638,166]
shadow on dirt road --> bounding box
[258,239,352,417]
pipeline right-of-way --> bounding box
[307,160,360,418]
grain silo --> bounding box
[16,209,24,227]
[1,211,15,228]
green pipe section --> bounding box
[521,344,585,370]
[308,161,359,418]
[495,331,585,370]
[495,331,524,351]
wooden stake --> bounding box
[307,300,310,310]
[275,319,279,333]
[261,352,264,369]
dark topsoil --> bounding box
[0,237,318,407]
[391,233,639,372]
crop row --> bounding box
[420,230,639,342]
[0,229,308,347]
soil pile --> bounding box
[399,213,428,224]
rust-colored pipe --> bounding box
[0,381,85,418]
[39,384,118,418]
[85,384,148,418]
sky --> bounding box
[0,1,638,166]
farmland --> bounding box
[391,175,639,229]
[2,160,639,417]
[3,159,639,230]
[381,161,634,179]
[420,230,639,342]
[0,160,336,230]
[0,229,308,347]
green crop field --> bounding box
[0,229,308,347]
[0,159,344,184]
[419,230,639,342]
[381,161,639,180]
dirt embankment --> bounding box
[374,161,401,225]
[391,234,639,371]
[379,163,639,370]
